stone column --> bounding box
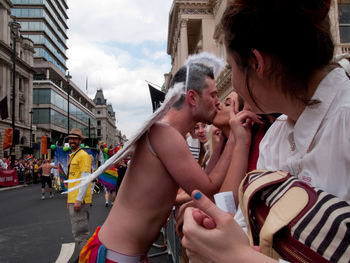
[0,6,10,45]
[0,8,6,43]
[25,78,30,125]
[180,18,189,66]
[330,0,341,54]
[202,18,217,54]
[0,66,5,98]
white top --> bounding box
[186,135,200,161]
[257,67,350,202]
[50,162,56,176]
[235,67,350,233]
[98,150,105,164]
[0,159,7,169]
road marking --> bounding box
[55,242,75,263]
[0,185,25,191]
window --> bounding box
[33,108,50,124]
[97,120,101,126]
[97,111,101,114]
[19,103,24,122]
[51,90,67,112]
[19,78,23,92]
[97,129,101,136]
[50,109,67,129]
[339,1,350,43]
[33,89,50,104]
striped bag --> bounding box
[238,170,350,263]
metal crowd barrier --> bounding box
[165,207,182,263]
[148,206,182,262]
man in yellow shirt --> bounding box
[67,128,92,251]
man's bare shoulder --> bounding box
[150,122,183,141]
[148,122,193,162]
[149,121,180,135]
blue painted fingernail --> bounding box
[194,192,202,200]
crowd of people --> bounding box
[0,156,56,185]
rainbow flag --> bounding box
[58,162,68,191]
[98,166,118,191]
[25,155,33,161]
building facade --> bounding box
[0,0,35,158]
[167,0,350,99]
[93,89,118,148]
[11,0,68,74]
[33,70,97,149]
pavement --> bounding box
[0,183,173,263]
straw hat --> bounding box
[68,128,84,140]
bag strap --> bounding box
[259,186,309,257]
[239,170,290,245]
[68,148,82,175]
[238,170,310,259]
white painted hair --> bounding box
[333,53,350,75]
[184,52,225,92]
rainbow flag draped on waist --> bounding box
[98,166,118,191]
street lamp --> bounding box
[29,110,33,149]
[66,71,72,135]
[9,18,21,168]
[88,117,91,139]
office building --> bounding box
[11,0,68,74]
[0,0,35,158]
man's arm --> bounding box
[174,189,192,206]
[150,123,235,197]
[204,132,226,174]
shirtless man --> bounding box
[79,62,256,263]
[38,159,57,199]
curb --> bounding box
[0,184,27,192]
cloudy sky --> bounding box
[66,0,173,139]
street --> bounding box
[0,184,173,263]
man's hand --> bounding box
[74,200,82,211]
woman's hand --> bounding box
[229,110,262,147]
[182,190,277,263]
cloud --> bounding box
[66,0,173,139]
[67,0,172,44]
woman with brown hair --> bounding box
[181,0,350,262]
